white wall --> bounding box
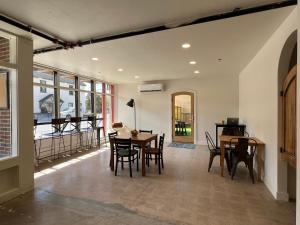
[239,8,297,199]
[116,75,239,144]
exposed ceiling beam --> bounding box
[0,0,297,55]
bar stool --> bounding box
[33,119,41,166]
[49,118,67,161]
[85,116,96,149]
[69,117,83,154]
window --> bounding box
[80,79,91,91]
[0,69,17,159]
[33,68,55,137]
[80,92,92,117]
[96,82,103,93]
[106,83,111,94]
[69,85,74,95]
[95,94,103,119]
[40,80,47,93]
[60,89,75,119]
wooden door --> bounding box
[172,92,194,143]
[281,65,297,168]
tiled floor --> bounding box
[0,145,296,225]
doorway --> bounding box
[171,92,194,143]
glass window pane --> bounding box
[60,89,76,119]
[96,82,103,93]
[96,94,103,119]
[0,69,15,159]
[33,86,55,123]
[106,84,111,94]
[105,95,111,130]
[60,74,75,88]
[80,79,91,91]
[80,92,92,117]
[33,68,54,86]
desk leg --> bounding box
[142,143,146,176]
[220,142,225,177]
[256,145,263,182]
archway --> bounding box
[277,30,297,201]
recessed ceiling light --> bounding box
[182,43,191,49]
[91,57,98,61]
[194,70,200,74]
[218,58,223,61]
[134,75,140,79]
[189,61,197,65]
[117,68,124,72]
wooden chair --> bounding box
[114,137,139,177]
[145,134,165,174]
[229,138,257,183]
[205,131,231,173]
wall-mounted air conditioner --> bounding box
[138,83,163,92]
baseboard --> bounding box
[0,184,34,204]
[0,188,20,204]
[276,191,289,201]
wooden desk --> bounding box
[215,123,246,148]
[220,135,265,181]
[110,133,158,176]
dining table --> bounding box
[219,135,265,181]
[110,132,158,176]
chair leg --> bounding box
[231,160,238,180]
[158,154,161,175]
[129,155,132,178]
[121,158,124,170]
[155,155,157,164]
[137,155,139,171]
[161,153,164,169]
[225,152,231,174]
[208,153,215,172]
[115,156,119,176]
[248,159,255,184]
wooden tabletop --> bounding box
[219,135,265,145]
[115,133,157,142]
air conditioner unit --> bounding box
[138,83,163,92]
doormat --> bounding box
[168,142,196,149]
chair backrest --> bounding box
[52,118,66,133]
[205,131,216,151]
[114,138,132,154]
[139,129,153,134]
[70,117,81,123]
[229,138,257,159]
[158,133,165,154]
[108,131,118,150]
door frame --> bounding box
[171,91,195,143]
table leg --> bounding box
[142,143,146,176]
[220,141,225,177]
[110,140,114,171]
[256,145,263,182]
[216,126,219,148]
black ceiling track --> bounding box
[0,0,297,55]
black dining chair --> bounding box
[145,134,165,174]
[229,138,257,183]
[133,129,153,158]
[205,131,231,173]
[114,137,139,177]
[108,131,118,168]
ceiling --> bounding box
[0,1,295,83]
[34,6,294,83]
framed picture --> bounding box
[0,72,9,109]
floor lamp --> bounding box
[126,98,136,131]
